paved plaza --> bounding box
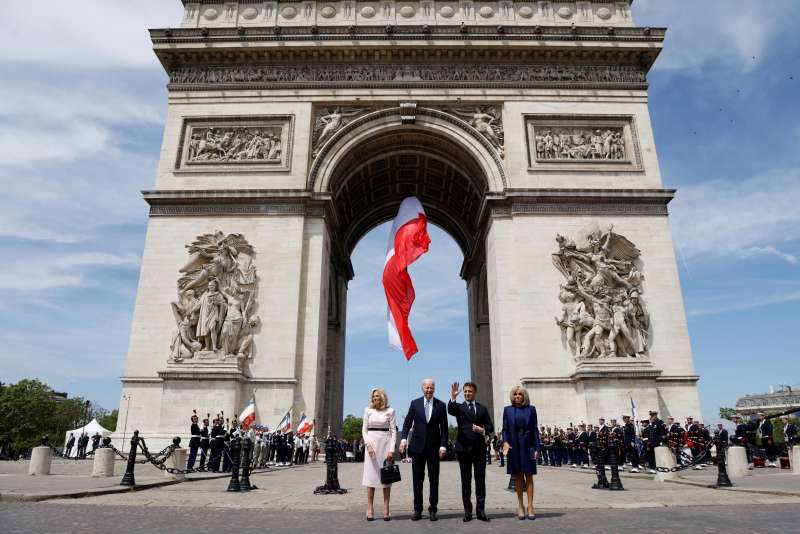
[2,459,799,532]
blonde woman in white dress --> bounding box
[362,388,397,521]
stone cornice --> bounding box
[180,0,635,4]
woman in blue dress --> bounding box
[502,385,541,520]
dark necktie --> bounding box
[469,402,476,417]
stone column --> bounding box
[726,446,751,479]
[654,446,677,481]
[28,446,52,475]
[166,448,187,480]
[790,446,800,475]
[92,448,115,477]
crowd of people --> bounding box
[185,411,319,472]
[63,431,102,458]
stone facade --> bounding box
[116,0,700,448]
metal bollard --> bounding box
[226,436,242,492]
[715,439,733,487]
[240,437,256,491]
[607,441,625,491]
[120,430,139,486]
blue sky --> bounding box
[1,1,798,425]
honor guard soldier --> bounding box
[640,419,656,473]
[666,416,683,465]
[566,426,577,467]
[576,423,590,468]
[622,415,640,473]
[713,423,729,448]
[187,410,201,469]
[592,418,610,489]
[209,416,225,472]
[199,415,210,469]
[731,414,753,466]
[757,413,778,467]
[685,417,703,469]
[783,416,798,447]
[588,424,599,467]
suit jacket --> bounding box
[447,399,494,453]
[401,396,448,455]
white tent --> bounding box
[63,418,112,457]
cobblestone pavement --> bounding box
[43,461,800,511]
[2,502,799,534]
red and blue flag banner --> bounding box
[238,395,257,431]
[277,409,292,433]
[382,196,431,360]
[296,412,313,435]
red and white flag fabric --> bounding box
[277,409,292,433]
[382,196,431,360]
[239,395,256,431]
[296,412,313,435]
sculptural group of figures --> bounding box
[552,223,650,360]
[535,128,626,161]
[170,64,646,86]
[187,127,283,163]
[169,231,260,364]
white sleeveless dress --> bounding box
[361,407,398,488]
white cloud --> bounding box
[634,0,799,71]
[670,168,800,264]
[688,289,800,317]
[0,251,141,291]
[0,121,111,166]
[1,1,183,70]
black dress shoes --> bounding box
[463,513,473,522]
[411,511,422,521]
[476,511,490,522]
[429,510,438,521]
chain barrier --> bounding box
[657,440,716,473]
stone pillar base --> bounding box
[28,446,52,475]
[92,448,115,477]
[166,448,187,480]
[727,446,751,479]
[654,446,677,481]
[791,446,800,474]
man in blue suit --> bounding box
[400,378,448,521]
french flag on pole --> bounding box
[296,412,313,435]
[239,395,257,431]
[382,196,431,360]
[277,409,292,433]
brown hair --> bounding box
[463,382,478,392]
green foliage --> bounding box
[0,379,91,452]
[719,407,736,421]
[341,414,363,442]
[448,424,458,442]
[98,409,119,432]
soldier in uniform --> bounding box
[552,427,564,467]
[566,426,577,467]
[622,415,640,473]
[539,425,549,465]
[199,416,210,469]
[731,414,753,467]
[783,416,798,448]
[187,411,201,469]
[666,416,683,465]
[576,423,590,468]
[685,417,704,469]
[640,419,656,473]
[588,424,598,467]
[592,418,610,489]
[209,416,225,472]
[713,423,729,449]
[757,413,777,467]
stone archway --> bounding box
[312,111,500,434]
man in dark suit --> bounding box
[400,379,448,521]
[448,381,494,522]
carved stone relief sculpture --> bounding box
[311,107,374,156]
[552,222,650,362]
[169,231,260,366]
[535,126,625,161]
[176,117,293,171]
[443,106,505,157]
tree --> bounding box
[719,407,736,421]
[448,424,458,442]
[98,409,119,432]
[341,414,363,441]
[0,379,89,453]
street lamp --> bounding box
[121,394,132,454]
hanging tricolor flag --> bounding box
[239,395,257,431]
[277,409,292,433]
[382,196,431,360]
[296,412,313,435]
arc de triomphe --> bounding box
[117,0,700,446]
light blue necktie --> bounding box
[425,399,431,423]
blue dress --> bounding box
[502,405,541,475]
